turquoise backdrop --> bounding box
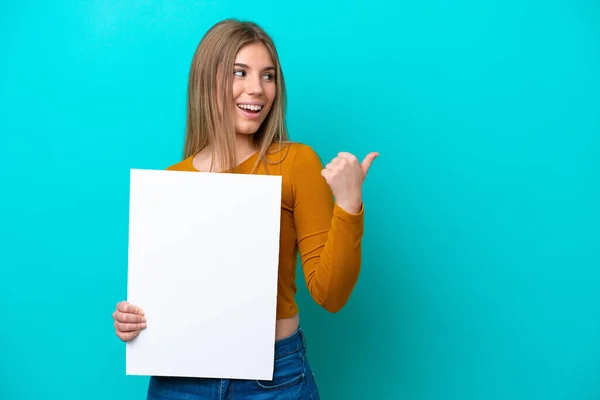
[1,1,599,399]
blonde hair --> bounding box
[183,19,289,173]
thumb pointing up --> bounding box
[360,152,379,176]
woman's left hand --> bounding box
[321,151,379,214]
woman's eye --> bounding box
[263,73,274,80]
[234,70,245,77]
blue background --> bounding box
[1,1,599,399]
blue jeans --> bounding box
[146,327,320,399]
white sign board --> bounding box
[125,168,282,380]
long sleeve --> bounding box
[291,145,364,313]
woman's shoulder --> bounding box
[165,155,195,171]
[163,143,323,172]
[265,141,323,167]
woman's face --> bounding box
[230,42,277,135]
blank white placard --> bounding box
[125,168,282,380]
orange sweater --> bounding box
[166,142,364,319]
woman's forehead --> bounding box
[234,43,275,68]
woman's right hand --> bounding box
[113,301,147,342]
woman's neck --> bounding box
[193,134,257,172]
[234,133,256,159]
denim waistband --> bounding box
[273,326,306,360]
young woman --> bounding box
[112,19,377,399]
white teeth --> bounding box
[238,104,263,111]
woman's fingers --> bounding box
[113,303,146,330]
[114,320,147,332]
[117,301,144,316]
[113,310,146,323]
[113,301,146,342]
[116,329,141,342]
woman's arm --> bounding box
[291,145,377,313]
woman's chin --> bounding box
[234,121,263,136]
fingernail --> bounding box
[141,323,147,329]
[142,317,147,322]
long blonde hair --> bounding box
[183,19,289,173]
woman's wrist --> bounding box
[335,197,363,215]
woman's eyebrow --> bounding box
[234,63,275,72]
